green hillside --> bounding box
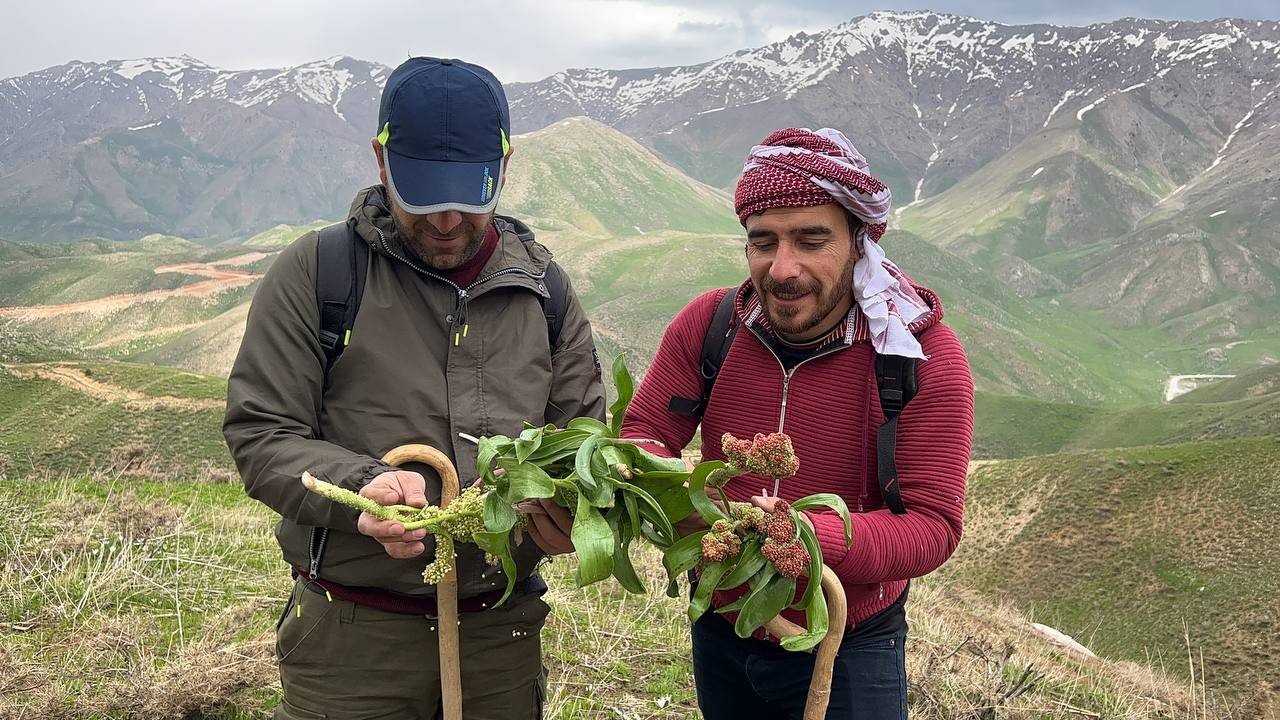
[504,117,740,238]
[896,105,1280,379]
[974,379,1280,459]
[1174,363,1280,404]
[949,436,1280,703]
[243,221,328,249]
[0,361,232,480]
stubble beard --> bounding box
[392,213,489,271]
[761,254,855,339]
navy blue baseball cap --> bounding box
[376,57,511,215]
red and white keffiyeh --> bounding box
[734,127,929,359]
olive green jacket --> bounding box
[224,186,606,598]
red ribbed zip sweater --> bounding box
[622,285,974,631]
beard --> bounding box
[759,254,856,339]
[392,212,490,271]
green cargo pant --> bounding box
[274,578,550,719]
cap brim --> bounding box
[384,147,503,215]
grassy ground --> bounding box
[0,470,1253,720]
[948,436,1280,708]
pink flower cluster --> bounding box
[701,519,743,563]
[755,499,798,543]
[721,432,800,479]
[761,537,810,578]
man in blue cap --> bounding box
[225,57,605,719]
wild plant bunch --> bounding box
[659,432,852,651]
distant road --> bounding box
[1164,374,1235,402]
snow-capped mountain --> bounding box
[1,10,1277,268]
[508,12,1280,194]
[0,55,387,241]
[505,12,1280,337]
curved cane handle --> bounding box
[762,564,847,720]
[382,444,462,720]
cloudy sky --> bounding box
[2,0,1276,83]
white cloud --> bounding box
[0,0,1275,82]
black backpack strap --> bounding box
[494,214,567,350]
[315,220,368,387]
[309,221,367,580]
[875,354,919,515]
[668,287,738,417]
[542,261,568,350]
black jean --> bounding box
[691,610,908,720]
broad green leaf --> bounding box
[652,486,695,525]
[793,521,824,610]
[714,594,749,614]
[583,451,616,507]
[496,458,556,502]
[606,505,645,594]
[574,436,603,492]
[598,444,632,481]
[572,436,601,497]
[625,445,690,474]
[614,479,674,546]
[662,530,708,580]
[622,490,641,537]
[567,417,610,435]
[734,574,797,638]
[792,493,853,546]
[475,435,512,482]
[514,431,543,464]
[686,460,730,523]
[483,489,517,532]
[472,529,518,605]
[719,540,765,590]
[780,589,829,652]
[609,354,634,436]
[571,492,614,587]
[688,562,729,623]
[525,429,591,465]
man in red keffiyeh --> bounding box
[622,128,976,719]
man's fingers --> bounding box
[541,499,575,535]
[382,540,427,559]
[514,500,548,515]
[358,514,427,543]
[359,483,401,505]
[528,513,574,555]
[397,472,428,509]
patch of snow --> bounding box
[127,120,162,131]
[1209,209,1227,218]
[1043,89,1077,128]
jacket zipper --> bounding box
[372,225,549,345]
[743,323,846,494]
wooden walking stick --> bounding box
[382,443,463,720]
[762,565,848,720]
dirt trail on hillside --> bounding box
[2,362,223,412]
[0,255,271,321]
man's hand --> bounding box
[750,495,814,531]
[357,470,429,559]
[515,498,575,555]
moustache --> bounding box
[763,278,819,299]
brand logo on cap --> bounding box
[481,167,494,202]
